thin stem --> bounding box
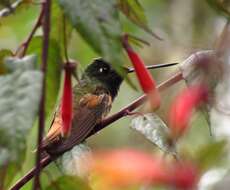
[10,71,182,190]
[15,7,44,57]
[62,14,69,63]
[33,1,51,189]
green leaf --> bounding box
[206,0,230,19]
[45,176,92,190]
[117,0,161,40]
[0,55,42,188]
[195,140,227,172]
[0,49,12,74]
[58,0,124,72]
[27,37,62,116]
[131,113,176,155]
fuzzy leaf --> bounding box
[131,113,176,155]
[210,22,230,137]
[58,0,124,72]
[58,144,92,178]
[0,55,42,187]
[179,51,222,135]
[46,175,92,190]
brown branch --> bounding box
[15,6,44,58]
[10,156,53,190]
[10,71,182,190]
[33,1,51,190]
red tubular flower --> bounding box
[168,85,208,138]
[122,34,160,109]
[61,65,73,137]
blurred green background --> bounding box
[0,0,228,189]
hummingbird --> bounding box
[42,58,177,156]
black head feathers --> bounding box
[83,58,124,99]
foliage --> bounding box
[0,55,42,188]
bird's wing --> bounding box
[43,92,112,155]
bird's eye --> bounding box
[99,67,109,74]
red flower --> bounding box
[122,34,160,109]
[61,66,73,137]
[168,85,208,138]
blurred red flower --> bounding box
[91,149,198,189]
[168,85,208,138]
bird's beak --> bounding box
[127,62,179,73]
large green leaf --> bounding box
[0,55,42,188]
[27,37,62,116]
[45,176,92,190]
[58,0,124,72]
[117,0,161,39]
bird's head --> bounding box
[83,58,125,99]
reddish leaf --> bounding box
[122,34,160,109]
[61,66,73,137]
[168,85,208,138]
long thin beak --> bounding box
[127,62,179,73]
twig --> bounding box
[10,71,182,190]
[33,1,51,190]
[15,6,44,57]
[0,0,22,17]
[62,14,69,63]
